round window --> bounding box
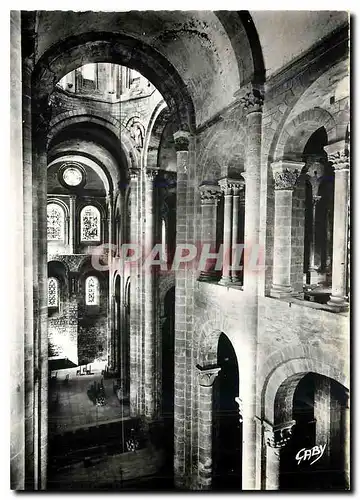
[62,167,83,186]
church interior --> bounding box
[10,10,350,491]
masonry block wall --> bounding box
[77,277,108,365]
[48,299,78,365]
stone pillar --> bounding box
[231,180,245,284]
[270,161,303,298]
[68,195,76,253]
[197,365,221,490]
[129,168,140,416]
[173,130,191,488]
[263,420,296,490]
[324,142,350,311]
[306,160,325,285]
[106,192,115,370]
[198,183,221,281]
[144,169,157,418]
[218,178,232,285]
[239,87,263,295]
[309,195,322,277]
[10,11,25,489]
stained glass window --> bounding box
[81,205,101,242]
[47,203,65,241]
[48,277,59,307]
[85,276,100,305]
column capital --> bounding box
[271,161,304,190]
[196,364,221,387]
[218,177,244,195]
[230,179,245,196]
[173,130,191,152]
[327,151,350,172]
[129,167,140,180]
[199,183,221,205]
[146,168,158,181]
[235,83,264,114]
[263,419,296,448]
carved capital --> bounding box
[199,184,221,205]
[196,364,221,387]
[129,167,140,180]
[271,161,304,190]
[263,420,296,448]
[229,179,245,196]
[218,177,244,196]
[146,169,158,181]
[312,194,322,206]
[173,130,191,152]
[328,151,350,172]
[239,88,264,114]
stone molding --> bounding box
[327,151,350,172]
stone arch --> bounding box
[196,314,235,368]
[158,273,175,317]
[32,32,196,132]
[275,107,337,162]
[47,111,140,172]
[198,120,247,183]
[262,356,348,425]
[144,100,169,170]
[47,154,112,194]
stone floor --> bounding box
[48,361,130,434]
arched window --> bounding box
[81,205,101,242]
[48,277,59,307]
[85,276,100,305]
[47,203,65,241]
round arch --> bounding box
[47,111,140,173]
[262,357,348,425]
[274,107,337,162]
[32,32,196,132]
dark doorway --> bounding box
[279,373,347,491]
[213,333,242,490]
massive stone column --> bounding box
[218,178,232,285]
[144,169,157,418]
[197,365,221,490]
[129,168,140,416]
[239,88,263,295]
[270,161,303,298]
[231,180,245,284]
[198,183,221,281]
[324,141,350,311]
[173,130,191,488]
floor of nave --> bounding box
[48,362,130,434]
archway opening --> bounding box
[213,333,242,490]
[278,372,348,491]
